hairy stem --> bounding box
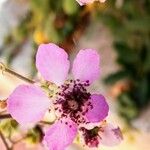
[0,62,35,84]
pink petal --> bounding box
[76,0,95,5]
[85,94,109,123]
[44,120,77,150]
[72,49,100,84]
[7,85,50,125]
[100,124,123,146]
[36,43,70,85]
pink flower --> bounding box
[76,0,103,6]
[80,123,123,148]
[7,43,117,150]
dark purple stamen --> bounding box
[80,127,100,147]
[55,79,92,124]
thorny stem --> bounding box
[0,62,35,84]
[0,130,11,150]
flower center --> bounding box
[68,100,79,110]
[54,79,91,124]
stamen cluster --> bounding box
[54,79,92,124]
[80,127,100,147]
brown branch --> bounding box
[39,121,54,125]
[5,68,35,84]
[0,114,12,120]
[0,62,35,84]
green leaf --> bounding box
[114,42,138,64]
[143,47,150,72]
[118,92,138,120]
[133,78,149,107]
[104,70,129,85]
[63,0,79,15]
[124,17,150,33]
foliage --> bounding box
[96,0,150,123]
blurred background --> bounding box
[0,0,150,149]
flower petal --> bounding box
[7,85,50,125]
[72,49,100,84]
[100,124,123,146]
[76,0,95,6]
[36,43,70,85]
[44,120,77,150]
[85,94,109,123]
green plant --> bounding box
[96,0,150,123]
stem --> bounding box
[40,121,54,125]
[0,62,34,84]
[0,130,11,150]
[0,114,12,120]
[5,68,35,84]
